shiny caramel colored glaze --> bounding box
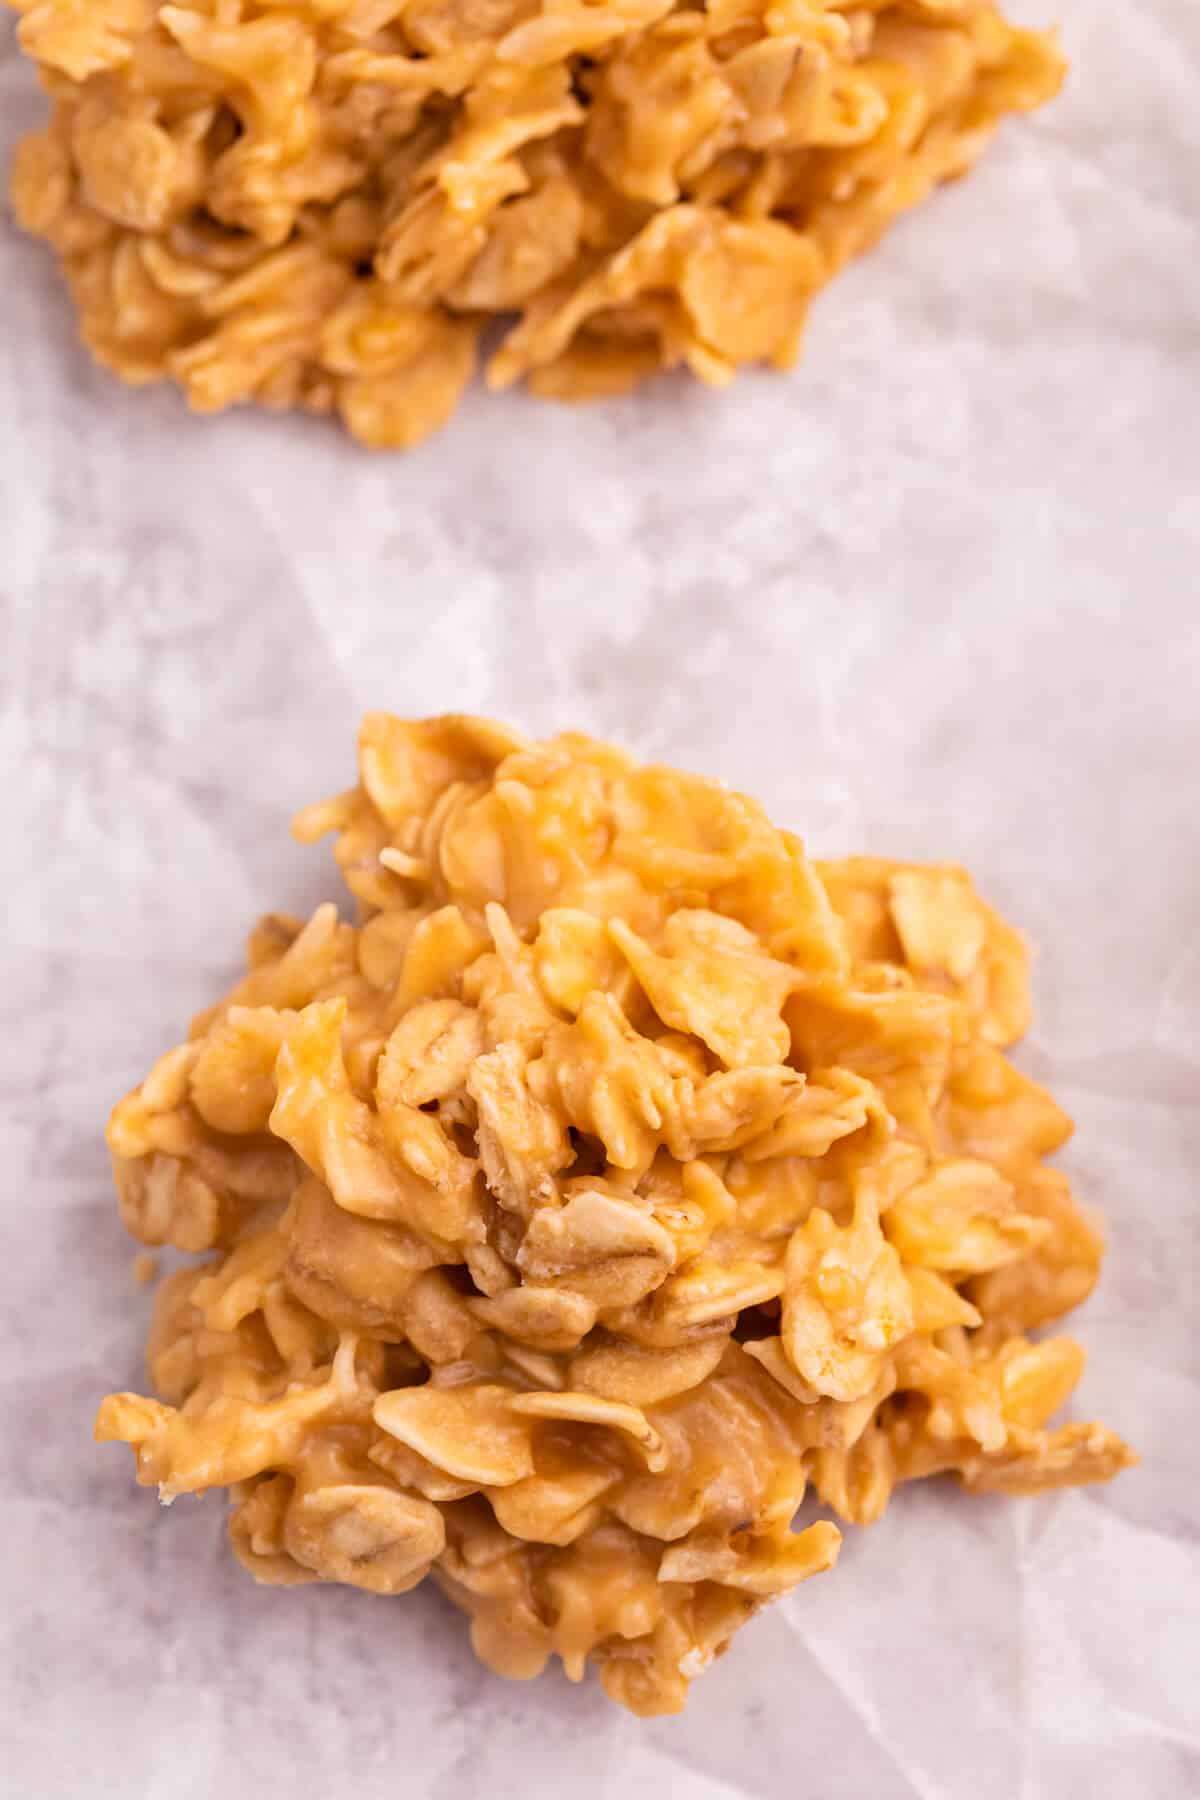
[95,715,1133,1713]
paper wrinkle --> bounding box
[2,0,1199,1793]
[1113,1710,1200,1759]
[778,1618,940,1800]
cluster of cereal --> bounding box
[96,717,1132,1715]
[10,0,1064,449]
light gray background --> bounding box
[2,3,1198,1796]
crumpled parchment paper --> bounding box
[1,3,1198,1794]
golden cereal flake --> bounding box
[95,716,1133,1715]
[10,0,1064,449]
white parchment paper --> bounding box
[2,3,1198,1794]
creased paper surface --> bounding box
[1,3,1198,1795]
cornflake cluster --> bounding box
[96,717,1133,1715]
[10,0,1064,449]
